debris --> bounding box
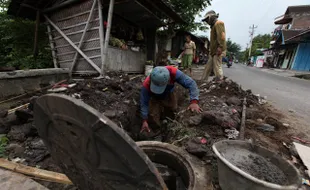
[103,110,117,118]
[185,138,209,158]
[293,142,310,178]
[6,143,25,158]
[283,123,290,127]
[8,104,30,115]
[282,142,290,149]
[232,109,238,114]
[0,110,8,118]
[200,138,207,144]
[11,157,26,163]
[15,109,33,123]
[0,158,72,185]
[291,156,298,164]
[257,124,275,132]
[209,85,217,90]
[202,111,239,129]
[48,87,67,93]
[292,137,310,145]
[226,96,242,106]
[172,135,190,145]
[302,178,310,186]
[289,109,296,113]
[188,115,202,126]
[257,118,263,123]
[225,128,239,139]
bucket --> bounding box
[212,140,300,190]
[145,65,153,76]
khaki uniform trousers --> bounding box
[201,53,225,81]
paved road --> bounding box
[221,64,310,125]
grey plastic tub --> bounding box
[212,140,301,190]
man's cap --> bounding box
[150,67,170,94]
[202,10,217,22]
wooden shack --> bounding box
[8,0,183,75]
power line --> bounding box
[248,24,258,58]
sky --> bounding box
[195,0,310,49]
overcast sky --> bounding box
[195,0,310,49]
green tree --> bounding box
[0,0,52,69]
[226,38,241,55]
[243,34,272,60]
[156,0,212,63]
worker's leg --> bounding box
[149,99,162,127]
[213,54,224,80]
[201,56,213,81]
[162,91,178,119]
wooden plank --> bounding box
[70,0,97,76]
[44,15,101,73]
[47,24,58,68]
[293,142,310,178]
[0,158,72,185]
[54,38,100,49]
[53,27,99,40]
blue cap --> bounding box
[150,67,170,94]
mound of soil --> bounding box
[0,74,293,189]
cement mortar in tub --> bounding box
[213,140,301,190]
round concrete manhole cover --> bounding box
[34,94,167,190]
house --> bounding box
[165,31,209,58]
[271,5,310,71]
[8,0,184,75]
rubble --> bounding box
[0,74,296,189]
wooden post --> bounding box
[33,10,40,57]
[47,24,58,68]
[70,0,97,77]
[100,0,115,76]
[239,98,247,140]
[98,0,105,74]
[44,15,101,73]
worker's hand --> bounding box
[217,47,223,56]
[140,120,151,133]
[188,103,203,113]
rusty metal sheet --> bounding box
[34,94,167,190]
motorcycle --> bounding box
[227,61,233,68]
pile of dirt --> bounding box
[0,74,293,189]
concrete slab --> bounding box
[0,168,48,190]
[293,142,310,178]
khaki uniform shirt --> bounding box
[210,20,227,56]
[184,41,196,55]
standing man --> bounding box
[182,35,196,76]
[201,10,226,81]
[140,66,201,133]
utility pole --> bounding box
[248,24,258,58]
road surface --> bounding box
[193,63,310,137]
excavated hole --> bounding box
[143,149,191,190]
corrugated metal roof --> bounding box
[8,0,184,25]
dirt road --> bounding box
[193,64,310,140]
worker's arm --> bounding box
[175,70,199,103]
[215,22,226,54]
[140,87,151,120]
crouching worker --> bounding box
[140,66,202,133]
